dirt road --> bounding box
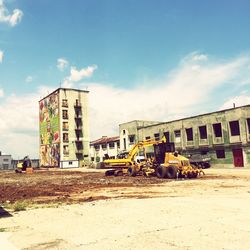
[1,168,250,249]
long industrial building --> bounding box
[119,105,250,168]
[39,88,89,168]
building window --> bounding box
[247,118,250,134]
[75,99,81,107]
[174,130,181,143]
[63,133,69,142]
[145,136,151,140]
[102,144,107,150]
[63,145,69,155]
[164,131,170,142]
[62,99,68,107]
[186,128,193,141]
[63,110,68,119]
[109,142,115,149]
[216,149,225,159]
[117,141,120,148]
[123,130,126,135]
[129,135,135,144]
[63,122,69,131]
[3,158,9,162]
[229,121,240,136]
[213,123,222,137]
[199,125,207,139]
[94,145,100,150]
[154,133,160,141]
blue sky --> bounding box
[0,0,250,158]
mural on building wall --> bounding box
[39,91,60,166]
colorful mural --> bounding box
[39,91,60,166]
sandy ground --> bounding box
[1,168,250,249]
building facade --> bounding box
[0,152,13,170]
[90,136,120,164]
[39,88,89,168]
[119,105,250,168]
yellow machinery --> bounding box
[15,156,33,173]
[102,138,204,179]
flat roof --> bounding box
[136,104,250,129]
[39,87,89,102]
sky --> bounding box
[0,0,250,158]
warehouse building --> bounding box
[39,88,89,168]
[0,152,13,170]
[90,136,120,164]
[119,105,250,168]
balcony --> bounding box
[75,113,82,119]
[75,125,82,131]
[75,137,83,142]
[76,149,83,154]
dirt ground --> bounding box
[1,168,250,249]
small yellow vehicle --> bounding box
[15,156,33,173]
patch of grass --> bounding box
[0,228,7,232]
[12,201,29,212]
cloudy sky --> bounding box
[0,0,250,158]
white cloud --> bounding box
[86,53,250,139]
[25,75,33,83]
[0,86,55,158]
[57,58,69,71]
[0,0,23,26]
[192,53,208,62]
[70,65,98,82]
[220,95,250,110]
[0,88,4,97]
[62,65,98,88]
[0,50,3,63]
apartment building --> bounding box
[39,88,89,168]
[119,105,250,168]
[90,136,120,164]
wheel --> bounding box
[193,172,198,178]
[105,169,115,176]
[114,170,123,176]
[156,166,167,178]
[187,172,197,179]
[127,166,136,177]
[165,166,178,179]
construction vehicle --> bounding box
[15,156,33,173]
[102,138,204,179]
[102,137,167,176]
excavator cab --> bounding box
[154,142,175,164]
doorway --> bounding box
[232,148,244,167]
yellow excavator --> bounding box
[102,137,204,179]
